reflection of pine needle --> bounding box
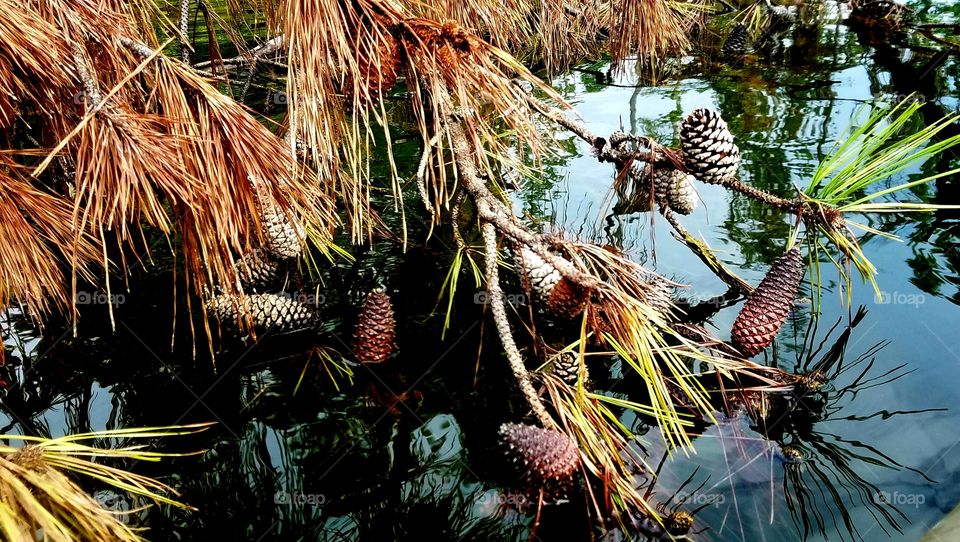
[0,424,211,542]
[296,346,355,394]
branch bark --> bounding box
[482,222,556,428]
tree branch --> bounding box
[659,206,754,294]
[482,222,556,428]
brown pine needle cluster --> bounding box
[0,0,337,323]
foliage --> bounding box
[0,424,209,542]
[802,97,960,301]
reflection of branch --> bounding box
[191,36,287,69]
[660,207,754,294]
[918,27,960,50]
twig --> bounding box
[415,132,442,214]
[451,189,467,249]
[482,222,556,429]
[660,206,754,294]
[70,43,102,107]
[447,120,601,290]
[522,88,819,220]
[521,88,598,145]
[240,56,257,102]
[721,178,801,213]
[179,0,191,64]
[118,37,256,84]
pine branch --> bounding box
[482,222,556,428]
[660,206,754,294]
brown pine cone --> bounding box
[731,247,804,357]
[499,423,580,498]
[352,288,395,364]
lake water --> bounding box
[2,1,959,540]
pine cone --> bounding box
[352,288,395,363]
[249,176,305,259]
[208,293,320,334]
[551,351,589,387]
[547,277,591,318]
[731,247,804,357]
[237,249,284,292]
[680,108,741,186]
[766,3,796,27]
[520,247,561,298]
[721,23,748,57]
[792,370,826,397]
[352,31,401,106]
[499,423,580,497]
[260,205,304,259]
[654,168,698,215]
[640,275,677,321]
[666,511,694,536]
[520,247,590,318]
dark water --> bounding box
[3,1,960,541]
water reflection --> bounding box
[642,307,944,542]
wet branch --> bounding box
[660,207,754,294]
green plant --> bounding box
[801,97,960,302]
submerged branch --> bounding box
[660,207,754,294]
